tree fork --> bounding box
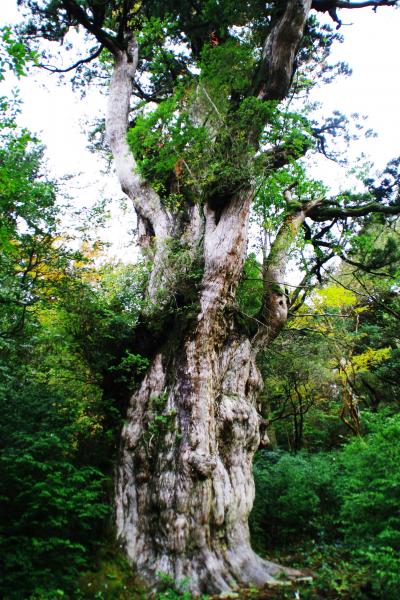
[111,1,323,593]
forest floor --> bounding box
[80,545,373,600]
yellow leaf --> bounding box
[350,347,391,374]
[314,285,356,309]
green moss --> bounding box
[139,391,181,455]
[269,282,285,296]
[286,200,303,214]
[79,546,146,599]
[146,238,203,322]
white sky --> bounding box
[1,1,400,257]
[308,7,400,189]
[1,1,138,261]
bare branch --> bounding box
[331,1,397,9]
[39,45,103,73]
[312,0,399,28]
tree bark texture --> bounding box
[108,2,315,594]
[116,191,303,593]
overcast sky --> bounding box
[1,1,400,257]
[1,1,138,260]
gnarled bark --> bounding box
[116,339,305,593]
[255,0,312,100]
[116,189,304,594]
[109,2,316,594]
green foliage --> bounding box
[253,161,326,226]
[0,253,150,598]
[251,415,400,598]
[127,91,208,202]
[110,350,150,387]
[200,40,255,101]
[156,573,208,600]
[0,92,148,596]
[0,255,148,598]
[0,26,36,80]
[79,545,146,599]
[357,546,400,600]
[0,113,80,341]
[251,450,340,549]
[259,326,343,452]
[236,253,263,319]
[128,90,278,206]
[339,414,400,549]
[0,384,110,598]
[128,29,316,206]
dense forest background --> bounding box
[1,3,400,599]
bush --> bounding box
[0,385,110,599]
[337,415,400,598]
[251,449,340,549]
[251,414,400,598]
[339,414,400,549]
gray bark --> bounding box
[116,190,303,594]
[106,38,170,242]
[106,2,315,594]
[256,0,312,100]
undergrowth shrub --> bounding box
[0,385,110,599]
[251,449,340,549]
[251,414,400,598]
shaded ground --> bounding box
[80,543,378,599]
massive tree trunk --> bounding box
[107,2,314,594]
[114,190,320,594]
[115,191,302,593]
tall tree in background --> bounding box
[15,0,400,594]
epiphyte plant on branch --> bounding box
[14,0,400,594]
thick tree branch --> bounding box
[105,38,170,242]
[261,137,313,171]
[132,81,164,103]
[254,0,313,101]
[253,195,322,349]
[61,0,121,55]
[308,201,400,221]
